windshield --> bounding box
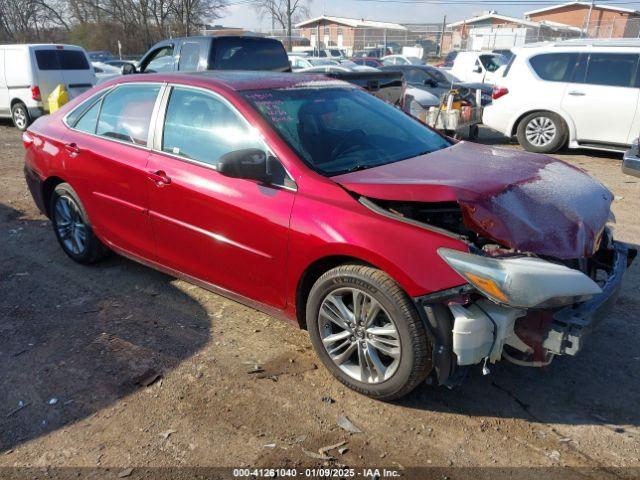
[242,87,450,176]
[479,54,507,72]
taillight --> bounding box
[30,86,41,101]
[22,131,34,149]
[492,86,509,100]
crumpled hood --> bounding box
[333,142,613,259]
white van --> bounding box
[483,39,640,153]
[0,44,96,130]
[450,51,507,84]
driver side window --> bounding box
[143,46,174,73]
[162,87,264,166]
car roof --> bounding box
[108,71,350,92]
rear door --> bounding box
[63,83,162,259]
[561,52,639,146]
[32,46,95,103]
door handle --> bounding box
[568,91,586,96]
[64,142,80,155]
[147,170,171,186]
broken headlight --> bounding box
[437,248,602,309]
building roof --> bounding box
[447,13,540,28]
[524,2,640,16]
[296,15,408,31]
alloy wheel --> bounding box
[54,196,87,255]
[13,106,27,130]
[525,116,557,147]
[319,288,401,384]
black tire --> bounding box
[11,102,32,131]
[516,111,567,154]
[50,183,108,264]
[306,264,432,400]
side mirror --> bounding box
[121,63,137,75]
[217,148,270,183]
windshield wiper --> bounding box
[345,164,373,173]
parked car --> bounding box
[436,50,459,68]
[381,55,424,66]
[623,139,640,177]
[92,62,122,84]
[88,50,114,62]
[381,64,493,107]
[450,51,507,84]
[123,36,291,75]
[492,48,514,62]
[353,48,392,59]
[483,40,640,153]
[351,57,384,68]
[289,56,338,71]
[0,43,96,130]
[24,72,634,399]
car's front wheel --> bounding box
[50,183,108,264]
[307,264,432,400]
[516,111,567,153]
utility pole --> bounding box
[584,0,595,38]
[287,0,292,52]
[439,15,446,56]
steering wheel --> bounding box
[330,129,368,159]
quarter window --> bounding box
[584,53,639,87]
[162,87,263,165]
[529,53,578,82]
[74,100,102,133]
[96,85,160,145]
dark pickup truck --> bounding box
[124,36,292,74]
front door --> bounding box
[562,52,640,146]
[64,83,161,260]
[146,86,295,308]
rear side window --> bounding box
[529,53,578,82]
[35,50,90,70]
[584,53,639,87]
[162,87,262,165]
[66,89,110,130]
[212,38,289,72]
[96,85,160,145]
[178,43,201,71]
[74,101,102,133]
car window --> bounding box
[74,100,102,133]
[96,84,160,145]
[211,37,290,71]
[66,89,111,128]
[162,87,263,165]
[144,46,174,73]
[35,50,90,70]
[584,53,639,87]
[404,68,428,83]
[178,42,201,71]
[479,54,506,72]
[529,53,578,82]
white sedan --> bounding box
[381,55,424,66]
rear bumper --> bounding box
[543,241,636,355]
[481,104,511,136]
[24,164,47,215]
[622,142,640,178]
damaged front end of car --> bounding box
[334,143,637,386]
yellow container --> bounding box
[48,84,69,113]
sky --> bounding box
[215,0,578,30]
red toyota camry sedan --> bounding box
[24,72,634,399]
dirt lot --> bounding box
[1,121,639,478]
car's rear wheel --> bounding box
[307,264,431,400]
[11,102,32,131]
[50,183,108,264]
[516,111,567,153]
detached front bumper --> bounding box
[543,241,636,356]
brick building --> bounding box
[524,2,640,38]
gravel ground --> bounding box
[0,121,639,478]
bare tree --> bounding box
[253,0,311,50]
